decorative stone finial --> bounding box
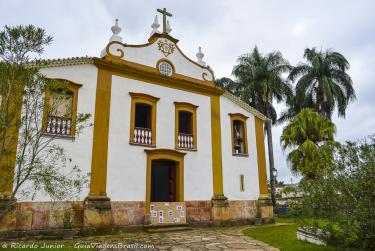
[196,46,206,66]
[100,18,123,57]
[109,18,123,43]
[111,19,121,35]
[166,20,172,34]
[150,15,160,36]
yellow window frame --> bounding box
[174,102,198,151]
[229,113,249,156]
[129,92,159,147]
[43,79,81,137]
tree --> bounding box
[216,46,293,206]
[289,47,355,120]
[0,25,90,219]
[301,135,375,249]
[280,108,337,179]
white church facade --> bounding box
[2,10,272,233]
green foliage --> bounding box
[0,25,52,63]
[301,135,375,249]
[244,219,339,251]
[281,108,337,178]
[215,46,292,123]
[288,199,303,218]
[288,47,355,120]
[0,25,90,218]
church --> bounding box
[2,9,272,233]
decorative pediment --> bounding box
[157,39,175,57]
[103,33,216,84]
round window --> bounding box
[159,61,173,76]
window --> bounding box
[157,59,175,77]
[229,113,249,155]
[159,61,173,76]
[240,174,245,192]
[44,80,81,137]
[129,92,159,146]
[174,102,198,150]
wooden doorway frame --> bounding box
[144,149,186,214]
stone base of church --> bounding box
[0,199,273,239]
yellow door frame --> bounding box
[144,148,186,214]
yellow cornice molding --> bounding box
[144,148,187,158]
[46,78,83,89]
[148,33,179,44]
[229,113,249,120]
[129,92,160,102]
[173,101,199,110]
[93,58,224,96]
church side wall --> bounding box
[220,96,261,200]
[106,76,213,202]
[21,65,98,201]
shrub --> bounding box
[301,135,375,249]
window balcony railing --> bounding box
[178,133,194,149]
[133,127,153,145]
[46,116,72,136]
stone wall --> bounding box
[186,200,212,225]
[0,201,83,238]
[229,200,273,224]
[111,201,145,227]
[0,199,272,238]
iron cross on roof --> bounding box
[157,8,172,34]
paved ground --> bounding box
[79,226,279,251]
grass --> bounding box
[243,217,339,251]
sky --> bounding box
[1,0,374,183]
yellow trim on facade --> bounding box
[254,117,269,198]
[174,102,198,151]
[240,174,245,192]
[144,148,186,214]
[229,113,249,156]
[148,33,179,44]
[210,95,225,197]
[89,68,112,196]
[42,79,82,137]
[0,89,23,197]
[129,92,160,146]
[94,58,222,96]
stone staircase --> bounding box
[144,223,192,233]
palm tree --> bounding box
[281,108,336,179]
[217,46,293,206]
[289,48,355,120]
[277,94,315,124]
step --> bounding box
[144,223,192,233]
